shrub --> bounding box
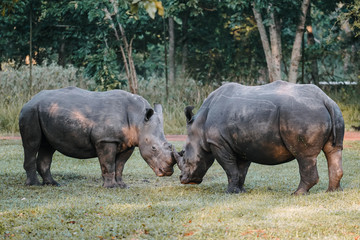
[0,63,94,134]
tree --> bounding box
[341,0,360,37]
[288,0,310,83]
[1,0,357,88]
[252,0,310,83]
[103,1,138,93]
[168,17,175,84]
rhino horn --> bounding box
[172,150,184,169]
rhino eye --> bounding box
[151,146,157,151]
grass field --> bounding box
[0,139,359,239]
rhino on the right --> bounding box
[173,80,344,195]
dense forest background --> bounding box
[0,0,359,133]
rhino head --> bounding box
[172,106,215,184]
[138,104,175,177]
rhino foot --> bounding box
[226,186,246,194]
[292,189,309,196]
[43,181,61,187]
[116,181,129,189]
[103,182,117,188]
[25,176,41,186]
[326,186,343,193]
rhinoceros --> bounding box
[173,80,344,195]
[19,87,175,188]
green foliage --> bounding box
[131,0,164,19]
[0,0,19,16]
[325,85,360,130]
[1,0,359,85]
[0,139,359,239]
[84,48,127,91]
[340,0,360,37]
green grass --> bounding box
[1,140,359,239]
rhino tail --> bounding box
[324,98,345,148]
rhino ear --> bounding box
[154,103,163,115]
[184,106,194,124]
[145,108,154,121]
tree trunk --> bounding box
[181,12,189,78]
[288,0,311,83]
[341,20,353,76]
[269,10,282,81]
[252,4,275,82]
[29,2,33,97]
[305,4,319,85]
[301,31,305,84]
[163,17,168,99]
[168,17,175,84]
[307,26,319,85]
[58,36,66,67]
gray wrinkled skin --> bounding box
[173,80,344,195]
[19,87,175,188]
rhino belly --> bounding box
[240,143,295,165]
[230,129,295,165]
[40,115,97,159]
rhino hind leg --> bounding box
[23,148,41,186]
[293,156,319,195]
[20,114,42,186]
[36,141,59,186]
[323,141,343,192]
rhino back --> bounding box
[201,81,336,164]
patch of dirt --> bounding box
[344,131,360,141]
[166,135,187,142]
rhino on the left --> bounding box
[19,87,175,188]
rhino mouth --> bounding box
[180,175,202,184]
[153,167,174,177]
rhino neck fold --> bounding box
[122,125,139,147]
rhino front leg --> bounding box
[115,147,135,188]
[96,142,117,188]
[210,145,242,193]
[237,161,251,192]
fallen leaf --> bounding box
[184,231,195,237]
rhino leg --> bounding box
[96,142,117,188]
[210,145,243,193]
[323,141,343,192]
[293,157,319,195]
[21,116,42,186]
[36,142,58,186]
[237,161,251,192]
[23,147,41,186]
[115,147,135,188]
